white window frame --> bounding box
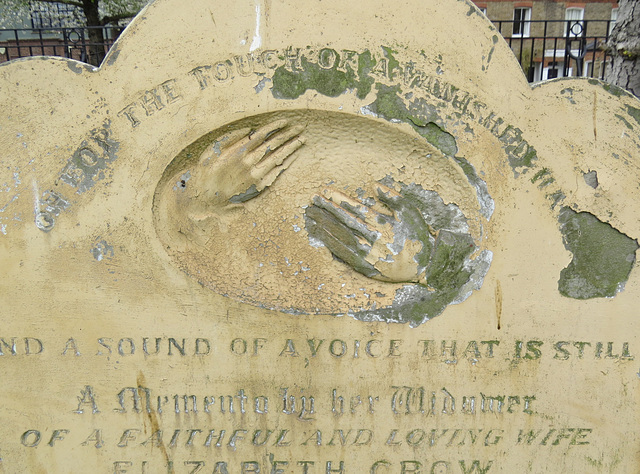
[478,7,487,16]
[512,7,532,38]
[542,61,573,80]
[609,8,618,36]
[565,7,584,38]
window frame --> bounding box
[542,61,572,81]
[609,8,618,37]
[565,7,585,38]
[512,7,532,38]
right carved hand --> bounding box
[304,185,434,284]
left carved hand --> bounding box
[186,119,306,220]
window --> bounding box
[609,8,618,36]
[30,2,83,29]
[583,60,593,78]
[565,8,584,38]
[542,61,572,80]
[512,7,531,38]
[478,7,487,16]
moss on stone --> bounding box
[368,84,458,156]
[271,50,375,100]
[625,105,640,127]
[531,167,550,184]
[558,207,639,299]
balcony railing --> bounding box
[0,20,615,82]
[0,26,122,66]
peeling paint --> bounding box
[59,123,119,193]
[105,45,121,66]
[583,170,598,189]
[587,78,626,98]
[254,76,270,93]
[67,62,85,74]
[365,84,457,156]
[249,2,262,53]
[173,171,191,192]
[0,194,19,212]
[547,190,566,210]
[560,88,576,104]
[271,50,375,100]
[615,113,634,130]
[625,105,640,127]
[91,240,115,262]
[33,180,70,232]
[558,207,639,299]
[452,156,494,220]
[306,178,491,326]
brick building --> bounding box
[471,0,619,81]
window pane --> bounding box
[512,7,530,37]
[565,8,584,37]
[610,8,618,36]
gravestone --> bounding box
[1,0,640,472]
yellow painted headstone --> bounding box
[1,0,640,472]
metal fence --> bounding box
[0,20,615,81]
[493,19,614,82]
[0,26,122,66]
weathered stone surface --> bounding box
[1,0,640,472]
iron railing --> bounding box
[0,26,122,66]
[0,20,615,81]
[492,19,614,82]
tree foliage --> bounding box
[0,0,147,28]
[0,0,148,65]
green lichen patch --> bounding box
[380,46,400,80]
[625,105,640,127]
[271,51,375,100]
[367,84,409,120]
[615,113,634,130]
[367,84,458,156]
[413,122,458,156]
[547,190,566,210]
[304,199,381,279]
[531,167,550,184]
[505,141,538,172]
[530,167,555,188]
[558,207,639,299]
[345,179,491,326]
[425,230,475,293]
[588,79,625,97]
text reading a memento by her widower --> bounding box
[14,383,593,474]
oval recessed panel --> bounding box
[153,109,492,325]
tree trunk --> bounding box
[81,0,106,67]
[605,0,640,97]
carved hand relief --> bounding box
[153,110,492,325]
